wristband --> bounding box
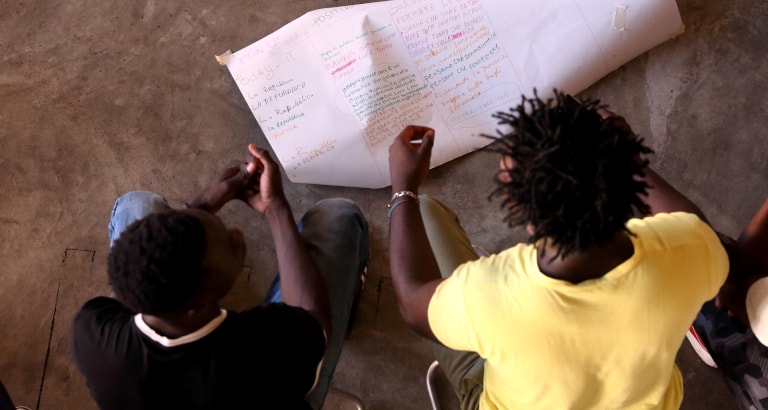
[387,196,417,218]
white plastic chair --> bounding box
[426,360,441,410]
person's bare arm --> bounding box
[387,126,443,342]
[736,198,768,274]
[596,108,708,222]
[241,145,331,337]
[639,168,708,222]
[718,198,768,323]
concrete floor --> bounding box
[1,0,766,408]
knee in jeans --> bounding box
[314,198,362,218]
[113,191,167,211]
[309,198,368,234]
[315,197,357,210]
[110,191,170,234]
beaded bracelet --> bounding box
[387,196,417,218]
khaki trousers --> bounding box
[420,195,485,410]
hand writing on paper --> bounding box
[238,144,288,215]
[388,125,435,193]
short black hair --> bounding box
[485,89,653,258]
[108,211,206,315]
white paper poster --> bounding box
[223,0,683,188]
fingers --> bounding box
[714,295,736,318]
[221,166,248,186]
[248,143,268,159]
[397,125,431,139]
[248,144,276,169]
[595,110,636,142]
[596,107,614,119]
[419,129,435,150]
[596,108,630,130]
[235,145,273,197]
[241,158,262,178]
[396,127,413,144]
[395,125,435,149]
[245,161,257,175]
[409,125,435,137]
[407,125,435,142]
[220,166,242,179]
[238,161,259,190]
[246,144,278,186]
[247,143,284,192]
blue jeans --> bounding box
[109,191,370,409]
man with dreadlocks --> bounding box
[386,90,728,409]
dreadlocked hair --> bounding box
[484,89,653,259]
[108,211,206,315]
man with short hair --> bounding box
[386,91,728,409]
[72,144,369,409]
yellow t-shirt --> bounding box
[428,212,728,410]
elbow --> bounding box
[398,300,438,341]
[399,305,418,330]
[398,299,428,333]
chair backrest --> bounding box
[426,360,441,410]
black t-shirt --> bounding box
[71,297,325,410]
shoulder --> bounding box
[71,297,137,368]
[431,243,537,307]
[81,295,131,310]
[448,243,537,284]
[427,244,537,351]
[628,212,722,250]
[629,212,728,286]
[73,296,133,329]
[629,211,710,235]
